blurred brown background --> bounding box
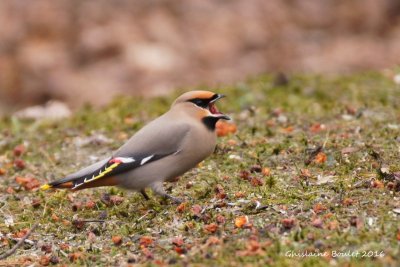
[1,0,399,112]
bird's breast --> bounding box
[179,124,217,165]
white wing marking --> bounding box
[72,182,83,189]
[140,155,154,165]
[114,157,135,163]
[84,175,95,183]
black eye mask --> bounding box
[188,94,219,109]
[188,98,210,109]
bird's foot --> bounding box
[150,182,183,204]
[140,189,150,201]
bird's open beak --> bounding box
[210,94,226,103]
[208,94,231,120]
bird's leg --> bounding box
[140,189,150,201]
[150,182,182,204]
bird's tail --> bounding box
[41,175,118,191]
[40,163,120,191]
[41,158,126,191]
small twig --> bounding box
[322,130,330,148]
[0,223,38,260]
[6,235,34,245]
[138,210,152,221]
[81,220,105,223]
[42,199,48,217]
[59,249,68,258]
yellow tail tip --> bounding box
[40,184,52,191]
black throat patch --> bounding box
[202,116,220,131]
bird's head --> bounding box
[172,91,230,130]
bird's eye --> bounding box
[189,98,208,108]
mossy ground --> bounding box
[1,72,400,266]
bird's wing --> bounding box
[42,120,190,190]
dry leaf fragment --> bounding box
[49,255,60,264]
[176,202,186,213]
[6,186,15,194]
[265,119,275,127]
[13,144,26,157]
[68,252,83,262]
[236,240,265,256]
[281,126,294,133]
[110,195,124,205]
[51,214,59,222]
[239,170,251,180]
[214,184,227,199]
[313,203,327,214]
[72,219,85,230]
[13,228,28,238]
[327,220,339,230]
[250,165,262,173]
[186,181,194,188]
[15,176,40,191]
[342,198,354,206]
[15,176,29,185]
[281,218,296,229]
[216,121,237,137]
[39,255,50,266]
[204,223,218,233]
[85,200,96,209]
[234,191,245,198]
[314,152,327,164]
[235,216,249,228]
[41,243,52,253]
[312,218,323,228]
[174,246,186,255]
[14,159,26,169]
[191,205,202,216]
[141,247,154,259]
[59,243,70,251]
[216,214,226,224]
[139,236,153,247]
[172,237,184,247]
[31,198,41,208]
[227,139,237,146]
[67,194,75,202]
[371,180,384,189]
[262,167,271,176]
[387,182,395,190]
[300,169,311,178]
[206,236,221,246]
[310,123,326,133]
[250,177,264,186]
[112,235,122,246]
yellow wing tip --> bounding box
[40,184,52,191]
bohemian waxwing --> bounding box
[41,91,230,203]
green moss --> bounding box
[0,72,399,265]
